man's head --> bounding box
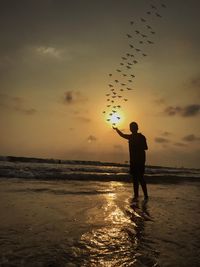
[129,122,138,133]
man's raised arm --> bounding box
[113,127,130,140]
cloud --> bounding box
[14,107,37,115]
[174,142,187,147]
[63,91,88,105]
[189,75,200,90]
[36,46,62,59]
[186,73,200,98]
[154,97,166,105]
[155,137,170,143]
[182,134,200,142]
[164,104,200,117]
[0,94,37,115]
[161,131,172,136]
[87,135,97,143]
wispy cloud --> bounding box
[154,97,166,105]
[182,134,200,142]
[63,91,88,105]
[189,74,200,90]
[174,142,187,147]
[36,46,62,59]
[161,131,172,136]
[0,94,37,115]
[155,137,170,143]
[164,104,200,117]
[87,135,97,143]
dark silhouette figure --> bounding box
[113,122,148,200]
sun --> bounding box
[106,111,124,127]
[110,113,120,124]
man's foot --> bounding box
[132,196,139,202]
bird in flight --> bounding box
[141,18,146,22]
[155,12,162,18]
[127,34,132,38]
[151,4,157,9]
[147,40,154,44]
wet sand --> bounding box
[0,178,199,267]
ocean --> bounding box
[0,157,199,182]
[0,157,199,267]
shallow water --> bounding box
[0,179,199,267]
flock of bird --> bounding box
[102,1,167,126]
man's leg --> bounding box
[138,173,148,199]
[132,176,139,199]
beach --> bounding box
[0,171,199,266]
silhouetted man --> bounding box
[113,122,148,200]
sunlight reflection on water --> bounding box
[79,182,157,267]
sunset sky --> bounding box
[0,0,199,168]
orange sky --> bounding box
[0,0,200,168]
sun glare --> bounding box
[105,111,124,127]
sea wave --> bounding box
[0,158,200,182]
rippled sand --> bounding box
[0,178,199,267]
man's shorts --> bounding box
[129,162,145,175]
